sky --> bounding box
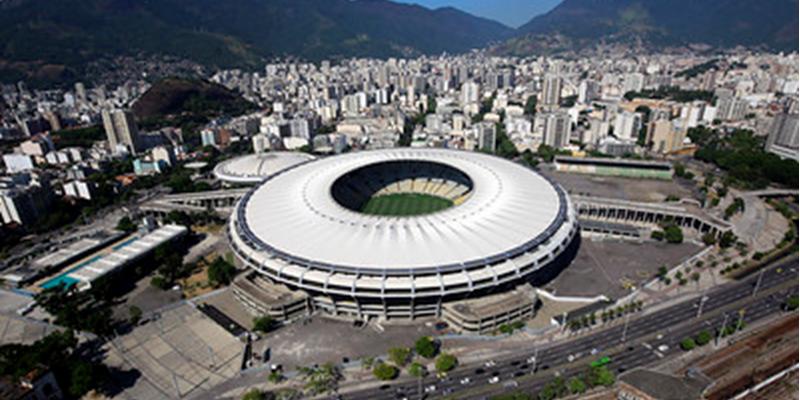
[396,0,561,28]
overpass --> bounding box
[140,188,250,217]
[741,189,798,198]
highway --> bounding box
[335,257,798,400]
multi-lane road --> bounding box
[336,257,799,400]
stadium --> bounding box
[213,151,316,184]
[228,148,579,321]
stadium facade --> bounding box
[229,148,579,320]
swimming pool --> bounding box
[112,236,139,251]
[39,254,104,290]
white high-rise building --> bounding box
[101,109,141,154]
[766,113,799,160]
[542,112,571,149]
[477,122,496,152]
[613,111,643,142]
[541,75,562,108]
[578,80,599,104]
[461,81,480,105]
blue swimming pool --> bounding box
[112,236,139,251]
[39,254,104,290]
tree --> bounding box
[408,362,427,378]
[567,376,587,394]
[242,388,267,400]
[719,231,737,248]
[388,347,411,367]
[128,305,143,325]
[702,232,717,245]
[298,363,342,395]
[372,362,399,380]
[696,330,712,346]
[267,370,284,384]
[588,365,615,387]
[116,216,137,233]
[435,353,457,373]
[253,316,275,334]
[208,256,237,286]
[415,336,438,358]
[361,356,375,370]
[664,225,684,244]
[680,338,696,351]
[498,324,513,334]
[651,230,665,241]
[785,295,799,311]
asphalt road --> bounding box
[335,257,799,400]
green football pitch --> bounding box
[361,193,453,216]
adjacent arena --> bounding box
[213,151,316,184]
[229,148,579,320]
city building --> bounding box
[614,111,643,142]
[765,112,799,160]
[101,109,142,154]
[541,74,562,108]
[0,176,52,226]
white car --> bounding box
[590,348,599,355]
[527,356,537,364]
[503,380,519,388]
[424,385,436,393]
[460,377,471,385]
[488,376,500,384]
[567,354,575,362]
[484,360,497,368]
[658,344,669,352]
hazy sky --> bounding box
[396,0,561,28]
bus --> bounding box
[590,356,611,368]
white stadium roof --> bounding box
[235,148,568,273]
[213,152,316,184]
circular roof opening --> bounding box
[330,160,474,217]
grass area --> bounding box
[362,193,453,216]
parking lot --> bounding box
[546,237,704,299]
[256,316,437,370]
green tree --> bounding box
[208,256,237,286]
[242,388,267,400]
[680,338,697,351]
[664,225,684,243]
[786,295,799,311]
[388,347,411,367]
[361,356,375,370]
[128,305,143,325]
[116,216,137,233]
[696,330,712,346]
[435,353,457,373]
[719,231,737,248]
[415,336,438,358]
[372,362,399,380]
[408,362,427,378]
[568,376,587,394]
[267,370,284,384]
[253,316,275,333]
[298,363,342,395]
[588,366,615,387]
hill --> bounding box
[0,0,513,85]
[132,78,255,120]
[513,0,798,52]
